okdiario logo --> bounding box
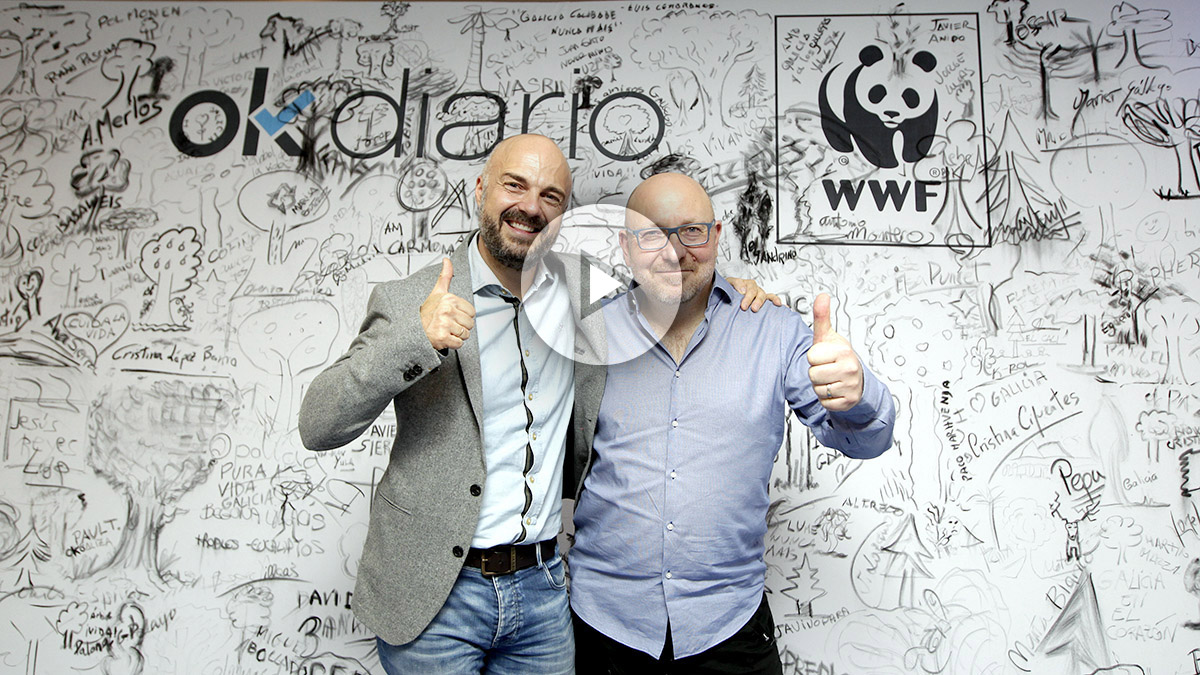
[168,67,665,162]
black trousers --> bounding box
[573,594,784,675]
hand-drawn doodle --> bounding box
[0,1,1197,672]
[236,300,338,436]
[1121,97,1200,200]
[84,380,237,587]
[0,158,54,267]
[100,39,156,111]
[67,150,133,233]
[136,227,201,331]
[166,6,243,86]
[998,10,1093,121]
[779,553,827,618]
[0,100,57,158]
[0,4,90,96]
[237,171,328,268]
[629,9,769,135]
[1107,3,1171,70]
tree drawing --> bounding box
[356,38,395,79]
[1106,2,1171,69]
[137,227,202,330]
[599,103,652,159]
[166,6,243,86]
[987,0,1029,45]
[1121,97,1200,200]
[50,238,101,308]
[917,120,987,251]
[100,39,155,110]
[85,380,238,588]
[448,7,517,93]
[983,112,1074,242]
[0,4,90,96]
[237,171,329,265]
[780,554,827,617]
[69,149,132,232]
[731,64,768,119]
[1035,571,1110,671]
[440,7,516,159]
[380,2,412,34]
[0,158,53,268]
[880,513,935,608]
[629,10,767,132]
[999,14,1092,120]
[326,18,363,74]
[259,14,329,65]
[237,299,339,435]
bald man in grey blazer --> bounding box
[301,134,607,674]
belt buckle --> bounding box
[479,547,516,577]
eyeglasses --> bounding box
[627,221,714,250]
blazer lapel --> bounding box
[449,237,485,431]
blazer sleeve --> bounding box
[298,280,446,451]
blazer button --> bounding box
[403,363,424,382]
[469,484,482,497]
[452,545,464,558]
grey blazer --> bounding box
[298,235,605,646]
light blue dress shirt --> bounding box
[466,236,574,547]
[570,273,895,658]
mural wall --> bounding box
[0,0,1198,672]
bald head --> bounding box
[475,133,572,273]
[482,133,572,198]
[620,172,722,311]
[626,172,714,227]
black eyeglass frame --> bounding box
[626,221,715,250]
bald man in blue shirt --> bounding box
[570,173,896,674]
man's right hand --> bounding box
[420,258,475,350]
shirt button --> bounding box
[526,517,533,525]
[665,571,672,579]
[528,476,535,484]
[670,471,677,479]
[675,370,680,378]
[469,484,482,496]
[528,394,534,401]
[671,420,678,428]
[666,522,674,531]
[525,349,531,357]
[532,432,538,440]
[452,546,464,558]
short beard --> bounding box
[479,207,550,270]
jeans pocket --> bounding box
[542,556,567,590]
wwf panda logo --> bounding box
[819,45,939,169]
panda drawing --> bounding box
[819,44,939,169]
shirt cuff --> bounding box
[827,367,889,430]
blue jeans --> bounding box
[377,548,573,674]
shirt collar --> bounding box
[709,272,735,308]
[466,231,553,298]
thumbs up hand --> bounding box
[807,293,864,411]
[421,258,476,350]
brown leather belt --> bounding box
[464,540,556,577]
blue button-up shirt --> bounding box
[570,273,894,658]
[467,236,574,547]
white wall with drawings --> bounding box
[0,0,1198,672]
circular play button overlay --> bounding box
[518,203,681,367]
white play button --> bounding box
[581,252,624,319]
[516,203,680,366]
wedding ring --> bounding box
[825,385,833,399]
